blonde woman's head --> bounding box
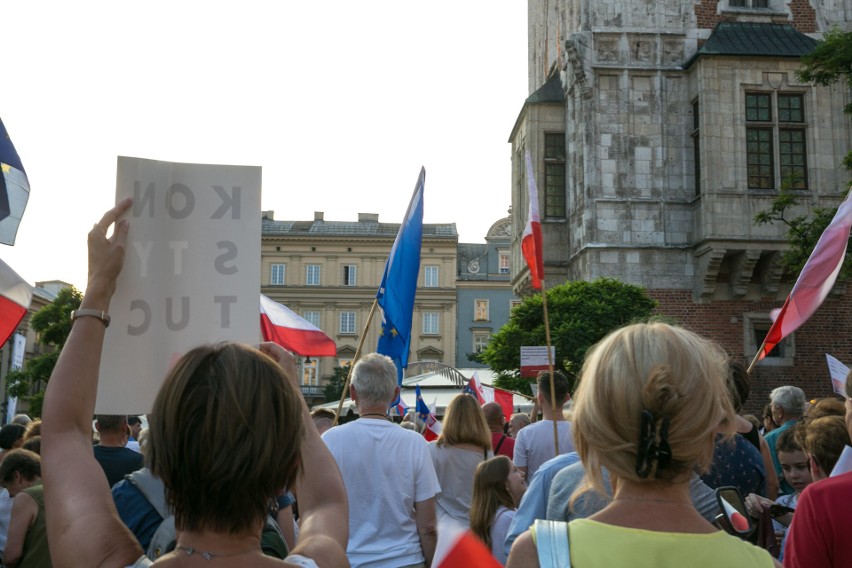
[572,322,734,493]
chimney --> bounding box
[261,210,274,220]
[314,212,324,221]
[358,213,379,222]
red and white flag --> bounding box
[0,259,31,346]
[759,192,852,359]
[720,495,750,533]
[522,151,545,289]
[260,294,337,357]
[466,372,514,421]
[433,520,501,568]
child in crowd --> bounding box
[745,427,812,558]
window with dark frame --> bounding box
[745,92,807,190]
[343,264,357,286]
[543,133,566,218]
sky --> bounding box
[1,1,528,290]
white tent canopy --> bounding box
[313,367,534,418]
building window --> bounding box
[743,312,794,366]
[499,253,510,275]
[510,299,523,312]
[473,331,491,353]
[339,312,356,334]
[746,92,807,190]
[692,99,701,196]
[474,299,490,322]
[302,358,318,386]
[303,311,321,328]
[270,263,286,285]
[544,132,566,218]
[730,0,768,7]
[422,312,440,335]
[343,265,357,286]
[338,358,353,369]
[424,265,439,287]
[306,264,321,286]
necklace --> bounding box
[360,413,391,421]
[174,544,260,561]
[612,496,694,508]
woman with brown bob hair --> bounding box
[507,322,779,568]
[40,201,349,567]
[428,394,493,526]
[470,455,526,565]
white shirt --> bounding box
[428,443,491,527]
[323,419,441,568]
[513,420,575,480]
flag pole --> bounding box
[746,337,768,375]
[333,298,380,426]
[540,280,559,456]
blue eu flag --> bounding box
[377,167,424,384]
[0,119,29,246]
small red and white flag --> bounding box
[720,495,750,533]
[522,151,544,290]
[759,192,852,359]
[260,294,337,357]
[465,372,514,421]
[0,259,31,346]
[433,520,501,568]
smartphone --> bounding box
[769,504,795,517]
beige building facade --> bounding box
[261,211,458,399]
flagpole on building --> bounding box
[333,298,380,426]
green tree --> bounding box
[323,366,350,402]
[754,187,851,280]
[475,278,657,395]
[6,287,82,417]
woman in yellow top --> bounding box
[507,322,781,568]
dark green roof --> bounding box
[262,218,457,238]
[526,73,564,104]
[686,22,818,67]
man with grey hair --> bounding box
[765,385,806,495]
[322,353,440,568]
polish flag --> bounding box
[0,259,32,346]
[260,294,337,357]
[759,192,852,359]
[433,520,501,568]
[522,151,544,289]
[720,496,750,533]
[465,372,514,421]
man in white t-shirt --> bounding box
[513,370,575,480]
[323,353,440,568]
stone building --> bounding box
[456,217,520,368]
[510,0,852,406]
[261,211,458,401]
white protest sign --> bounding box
[97,156,261,414]
[520,346,555,378]
[825,353,850,399]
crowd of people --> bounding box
[0,203,849,567]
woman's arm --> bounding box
[258,342,349,567]
[3,491,37,567]
[41,200,143,568]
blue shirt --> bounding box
[503,451,580,559]
[701,434,767,498]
